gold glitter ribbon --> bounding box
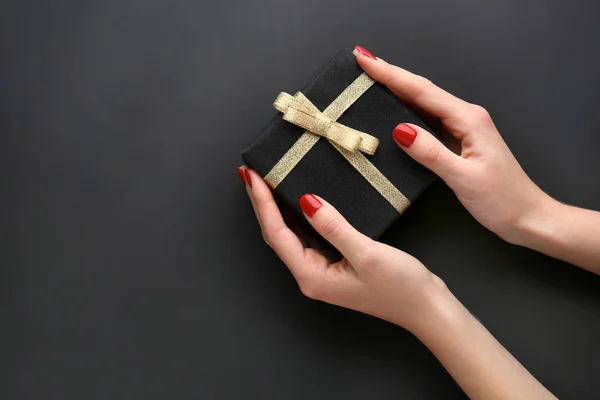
[264,73,410,214]
[273,92,380,154]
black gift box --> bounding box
[242,48,436,260]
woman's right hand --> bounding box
[355,47,552,245]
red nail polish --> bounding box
[237,167,246,184]
[355,46,376,59]
[244,169,253,188]
[299,194,322,217]
[393,124,417,147]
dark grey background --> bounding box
[2,0,600,399]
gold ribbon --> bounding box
[264,73,410,214]
[273,92,380,154]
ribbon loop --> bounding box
[272,91,378,154]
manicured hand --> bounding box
[355,46,551,244]
[237,167,445,332]
[237,166,558,400]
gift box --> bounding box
[242,48,437,260]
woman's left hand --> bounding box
[238,167,446,332]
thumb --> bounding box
[299,194,372,264]
[392,123,464,180]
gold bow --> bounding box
[264,73,410,215]
[273,92,379,155]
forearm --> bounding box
[513,195,600,273]
[408,284,556,400]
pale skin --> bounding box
[239,47,600,399]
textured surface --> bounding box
[2,1,600,399]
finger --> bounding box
[354,48,470,120]
[239,166,263,231]
[244,168,314,277]
[299,194,373,265]
[391,89,462,155]
[392,123,465,180]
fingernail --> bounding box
[299,194,322,218]
[393,123,417,148]
[237,167,246,184]
[244,169,253,188]
[355,46,376,60]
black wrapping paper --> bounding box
[242,48,436,260]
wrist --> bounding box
[404,275,464,337]
[509,193,564,249]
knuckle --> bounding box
[469,104,492,124]
[261,227,275,246]
[412,75,433,97]
[261,232,272,248]
[432,274,448,291]
[262,225,288,249]
[423,143,442,166]
[355,245,381,268]
[298,280,321,300]
[318,215,343,241]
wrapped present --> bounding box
[242,48,437,260]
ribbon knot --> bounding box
[313,113,332,136]
[273,92,379,155]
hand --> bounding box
[238,167,445,331]
[355,47,552,244]
[238,167,557,400]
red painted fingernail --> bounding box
[355,46,376,60]
[237,167,246,184]
[244,169,253,188]
[299,194,322,218]
[393,123,417,148]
